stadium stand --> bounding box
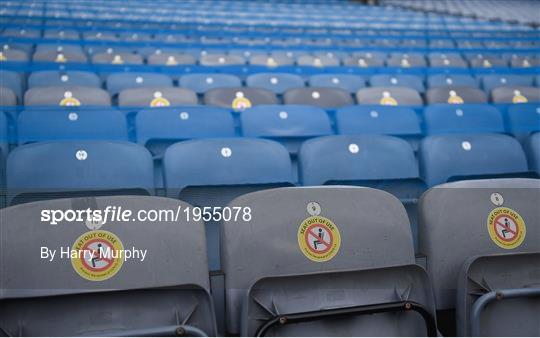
[0,0,539,335]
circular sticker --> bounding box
[71,230,124,281]
[487,207,526,249]
[297,216,341,262]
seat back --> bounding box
[136,107,235,156]
[24,86,111,106]
[106,73,173,96]
[491,86,540,104]
[424,104,505,135]
[222,186,436,335]
[179,74,242,94]
[118,87,198,107]
[240,104,332,155]
[28,71,101,88]
[370,74,425,93]
[427,74,478,89]
[418,178,540,311]
[7,141,154,205]
[0,195,217,336]
[426,86,488,104]
[356,87,423,106]
[284,87,353,109]
[246,73,304,94]
[17,109,128,144]
[308,74,366,93]
[419,134,531,187]
[481,74,534,92]
[203,87,278,111]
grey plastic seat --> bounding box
[418,178,540,336]
[386,55,426,68]
[343,55,385,67]
[283,87,353,109]
[222,186,437,336]
[118,87,198,107]
[249,54,294,67]
[428,54,468,68]
[147,53,196,66]
[24,86,111,106]
[491,86,540,104]
[203,87,278,111]
[426,86,488,104]
[356,87,423,106]
[0,195,217,336]
[32,50,88,63]
[92,52,143,65]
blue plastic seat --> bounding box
[481,75,534,93]
[136,107,236,156]
[240,105,332,155]
[0,110,7,158]
[419,134,531,187]
[28,71,101,88]
[370,74,425,93]
[179,74,242,94]
[427,74,478,89]
[163,138,293,270]
[17,109,128,144]
[7,141,154,205]
[336,105,421,150]
[424,104,505,135]
[308,74,366,93]
[106,73,173,96]
[246,73,305,94]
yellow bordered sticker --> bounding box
[487,207,526,249]
[298,216,341,262]
[71,230,124,281]
[231,93,252,111]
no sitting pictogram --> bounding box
[487,207,526,250]
[298,216,341,262]
[81,238,115,272]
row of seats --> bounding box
[4,70,540,96]
[2,83,539,108]
[2,178,539,335]
[2,104,539,147]
[3,47,540,67]
[3,133,539,202]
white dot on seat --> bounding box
[348,143,359,154]
[221,147,232,158]
[68,112,78,121]
[312,91,320,99]
[270,77,278,85]
[180,112,189,120]
[76,150,88,160]
[331,77,339,84]
[60,75,69,82]
[456,109,464,116]
[279,111,288,119]
[462,141,472,151]
[136,76,143,84]
[370,110,379,118]
[206,77,214,84]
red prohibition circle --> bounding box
[80,238,115,272]
[493,214,519,243]
[304,223,333,254]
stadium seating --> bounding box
[0,195,218,336]
[1,0,540,334]
[418,178,540,336]
[222,186,437,335]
